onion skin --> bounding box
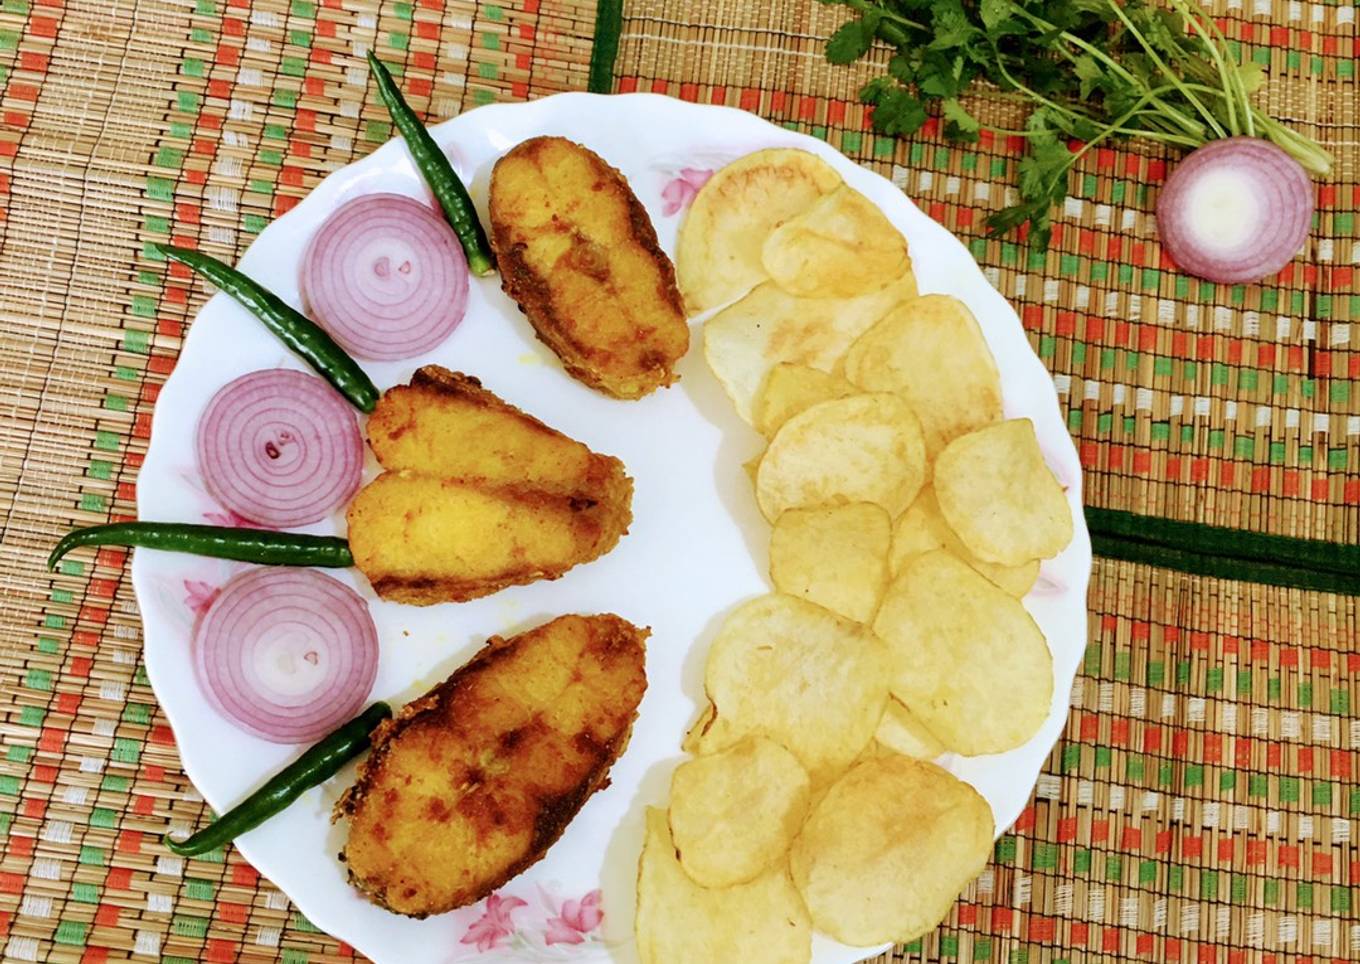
[1156,136,1313,285]
[301,193,469,361]
[196,369,363,529]
[193,568,379,745]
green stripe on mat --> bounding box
[589,0,623,94]
[1087,507,1360,594]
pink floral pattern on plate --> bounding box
[178,467,264,528]
[183,579,221,619]
[447,885,618,962]
[659,167,714,216]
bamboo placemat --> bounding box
[0,1,1355,962]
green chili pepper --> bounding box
[367,52,496,277]
[1090,533,1360,597]
[48,522,353,571]
[588,0,623,94]
[164,702,392,857]
[154,243,379,414]
[1086,507,1360,577]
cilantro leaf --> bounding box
[1072,54,1104,100]
[941,98,981,142]
[825,12,883,65]
[863,84,928,136]
[887,52,917,86]
[979,0,1015,30]
[929,0,978,51]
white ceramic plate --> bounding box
[132,93,1090,964]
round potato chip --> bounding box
[770,502,891,623]
[703,278,914,423]
[669,737,811,888]
[677,148,842,314]
[872,550,1053,755]
[636,808,811,964]
[690,593,890,784]
[873,697,945,760]
[789,755,993,946]
[756,394,927,521]
[682,702,717,755]
[761,185,911,298]
[891,485,1039,597]
[754,363,858,438]
[843,295,1003,456]
[934,419,1074,565]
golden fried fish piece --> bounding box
[338,614,649,917]
[346,473,631,605]
[347,366,633,606]
[366,365,626,496]
[489,136,689,399]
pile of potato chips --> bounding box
[633,149,1076,961]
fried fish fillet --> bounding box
[348,366,633,605]
[489,136,689,399]
[367,366,630,496]
[347,474,630,605]
[338,614,649,917]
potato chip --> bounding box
[689,593,889,784]
[681,702,717,756]
[636,808,811,964]
[789,755,993,946]
[669,737,811,888]
[677,148,842,314]
[754,363,858,438]
[703,278,915,423]
[872,551,1053,755]
[755,394,927,522]
[891,485,1039,597]
[873,697,945,760]
[770,503,890,623]
[934,419,1074,565]
[761,185,912,298]
[843,295,1003,456]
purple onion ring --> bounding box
[193,568,379,744]
[196,369,363,529]
[1156,136,1313,285]
[300,192,470,361]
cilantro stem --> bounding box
[1183,0,1257,137]
[1166,0,1238,135]
[1036,86,1190,201]
[1007,5,1208,142]
[1102,0,1228,140]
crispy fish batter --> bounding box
[348,366,633,605]
[347,474,629,605]
[338,614,648,917]
[366,366,626,496]
[489,136,689,399]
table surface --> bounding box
[0,1,1356,962]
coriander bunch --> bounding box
[821,0,1332,248]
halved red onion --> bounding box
[300,192,469,361]
[193,568,379,744]
[197,369,362,528]
[1156,136,1313,284]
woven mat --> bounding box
[0,1,1356,962]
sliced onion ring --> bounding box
[197,369,363,528]
[193,568,379,744]
[1156,136,1313,285]
[300,192,469,361]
